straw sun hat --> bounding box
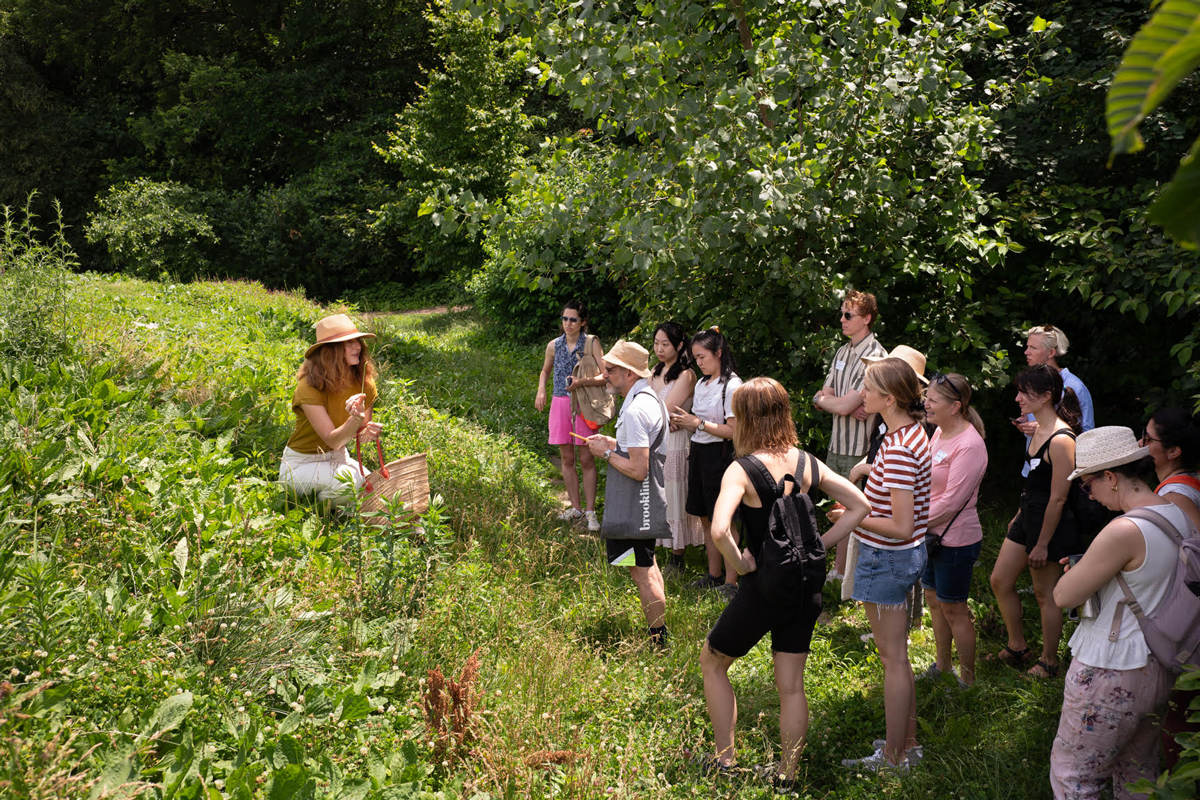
[1067,426,1151,481]
[862,344,930,385]
[306,314,375,358]
[603,340,651,379]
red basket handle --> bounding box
[355,431,391,494]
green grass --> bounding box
[1,274,1083,800]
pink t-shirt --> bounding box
[928,425,988,547]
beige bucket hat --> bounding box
[862,344,929,384]
[1067,426,1151,481]
[603,340,652,379]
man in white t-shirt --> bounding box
[587,340,671,648]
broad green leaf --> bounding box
[336,692,372,723]
[1148,138,1200,248]
[173,536,189,581]
[1107,0,1200,157]
[278,710,302,735]
[1031,16,1049,33]
[145,691,194,737]
[268,764,310,800]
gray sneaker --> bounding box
[584,510,601,532]
[871,740,923,765]
[717,583,738,602]
[842,748,909,774]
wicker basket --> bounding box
[359,452,430,523]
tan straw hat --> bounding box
[603,340,651,379]
[862,344,929,384]
[1067,426,1151,481]
[306,314,375,358]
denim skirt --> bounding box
[851,540,927,607]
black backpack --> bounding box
[738,451,827,606]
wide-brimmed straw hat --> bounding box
[1067,426,1151,481]
[603,340,651,379]
[306,314,375,358]
[862,345,930,384]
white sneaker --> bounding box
[557,507,583,521]
[871,740,923,764]
[841,748,909,774]
[585,510,601,532]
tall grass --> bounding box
[0,274,1139,800]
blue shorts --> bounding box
[920,540,981,603]
[851,541,926,608]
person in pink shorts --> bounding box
[535,300,606,531]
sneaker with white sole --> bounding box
[871,740,923,764]
[919,663,956,683]
[585,510,601,531]
[557,507,583,521]
[841,748,909,774]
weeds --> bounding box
[423,649,481,767]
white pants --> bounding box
[279,446,369,504]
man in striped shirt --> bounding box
[813,290,887,580]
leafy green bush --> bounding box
[85,178,218,281]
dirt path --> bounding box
[362,305,471,318]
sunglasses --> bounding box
[841,311,858,320]
[932,372,963,403]
[561,316,580,323]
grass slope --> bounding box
[1,276,1068,800]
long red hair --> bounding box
[298,341,377,396]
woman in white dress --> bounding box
[649,322,705,575]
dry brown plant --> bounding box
[423,648,481,765]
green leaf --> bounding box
[144,691,194,738]
[1148,137,1200,248]
[268,764,310,800]
[336,692,372,723]
[1107,0,1200,157]
[278,710,302,735]
[1031,16,1049,33]
[173,536,189,581]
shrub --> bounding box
[85,178,218,281]
[0,196,73,365]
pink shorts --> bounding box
[548,394,594,445]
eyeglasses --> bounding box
[841,311,858,320]
[561,316,580,323]
[1142,427,1162,444]
[1079,475,1096,499]
[932,372,963,403]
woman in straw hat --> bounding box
[1049,426,1194,800]
[279,314,382,503]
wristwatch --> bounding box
[697,419,706,433]
[603,448,613,461]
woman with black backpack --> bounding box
[698,377,869,793]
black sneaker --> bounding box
[689,573,724,590]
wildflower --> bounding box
[33,649,48,658]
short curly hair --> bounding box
[844,290,878,328]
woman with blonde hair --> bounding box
[920,372,988,687]
[700,377,869,791]
[838,357,931,773]
[279,314,383,503]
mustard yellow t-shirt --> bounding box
[286,379,377,454]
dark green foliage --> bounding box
[0,197,74,365]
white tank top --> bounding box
[1067,503,1190,670]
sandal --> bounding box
[1027,660,1059,679]
[692,752,734,777]
[997,645,1031,666]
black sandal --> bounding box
[998,645,1031,666]
[1027,660,1059,679]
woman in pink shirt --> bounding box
[920,373,988,687]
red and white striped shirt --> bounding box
[854,423,931,551]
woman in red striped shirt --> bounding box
[839,357,932,774]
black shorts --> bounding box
[605,538,657,568]
[686,440,733,519]
[1006,508,1085,563]
[706,573,823,657]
